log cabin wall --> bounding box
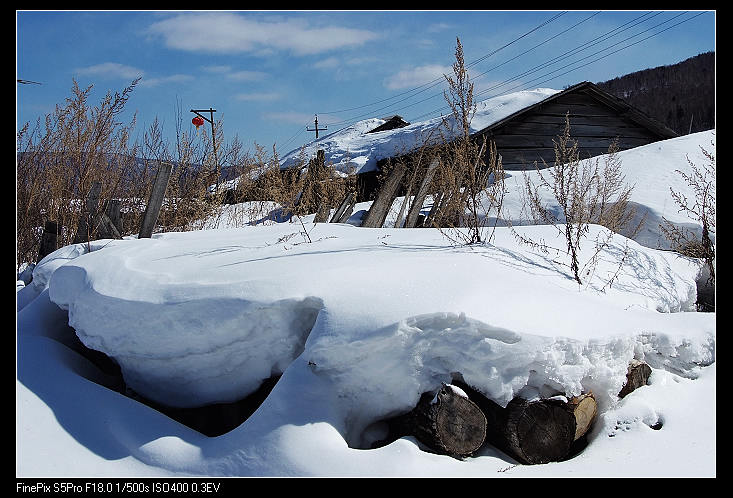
[476,82,678,171]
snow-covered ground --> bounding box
[17,95,715,477]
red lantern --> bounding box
[192,116,205,130]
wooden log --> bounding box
[487,396,575,464]
[618,360,652,398]
[568,392,597,441]
[139,161,173,239]
[329,192,354,223]
[360,161,406,228]
[404,156,440,228]
[453,380,596,464]
[390,384,487,458]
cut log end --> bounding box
[568,392,597,441]
[506,397,576,465]
[433,387,487,457]
[409,384,487,458]
[619,360,652,398]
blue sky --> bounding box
[17,10,715,158]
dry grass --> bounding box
[660,138,715,286]
[425,38,505,245]
[522,114,642,285]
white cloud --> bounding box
[427,22,454,33]
[234,92,280,102]
[139,74,195,88]
[148,13,379,56]
[201,65,232,73]
[227,70,268,81]
[313,57,340,69]
[75,62,144,80]
[383,64,452,90]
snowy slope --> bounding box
[500,130,717,250]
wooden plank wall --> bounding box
[485,91,662,170]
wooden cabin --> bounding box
[474,81,679,170]
[356,81,677,201]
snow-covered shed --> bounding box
[473,81,679,170]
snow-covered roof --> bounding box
[278,88,560,175]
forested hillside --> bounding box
[596,51,715,135]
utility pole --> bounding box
[307,114,327,139]
[190,108,220,190]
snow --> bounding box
[17,94,715,477]
[499,129,717,250]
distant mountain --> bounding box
[595,51,715,135]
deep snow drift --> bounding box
[17,219,715,477]
[17,99,715,476]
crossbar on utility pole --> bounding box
[307,114,327,139]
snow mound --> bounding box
[45,222,708,416]
[49,248,323,407]
[308,310,713,446]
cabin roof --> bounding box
[474,81,678,140]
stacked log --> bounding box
[618,359,652,398]
[454,381,597,465]
[373,360,652,464]
[387,384,486,458]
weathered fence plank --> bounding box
[404,157,440,228]
[330,192,355,223]
[361,162,406,228]
[38,220,61,261]
[139,162,173,239]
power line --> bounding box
[401,11,670,122]
[316,11,568,118]
[323,11,647,130]
[282,11,707,155]
[471,12,685,99]
[279,123,309,150]
[409,11,705,124]
[405,11,686,121]
[466,11,568,68]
